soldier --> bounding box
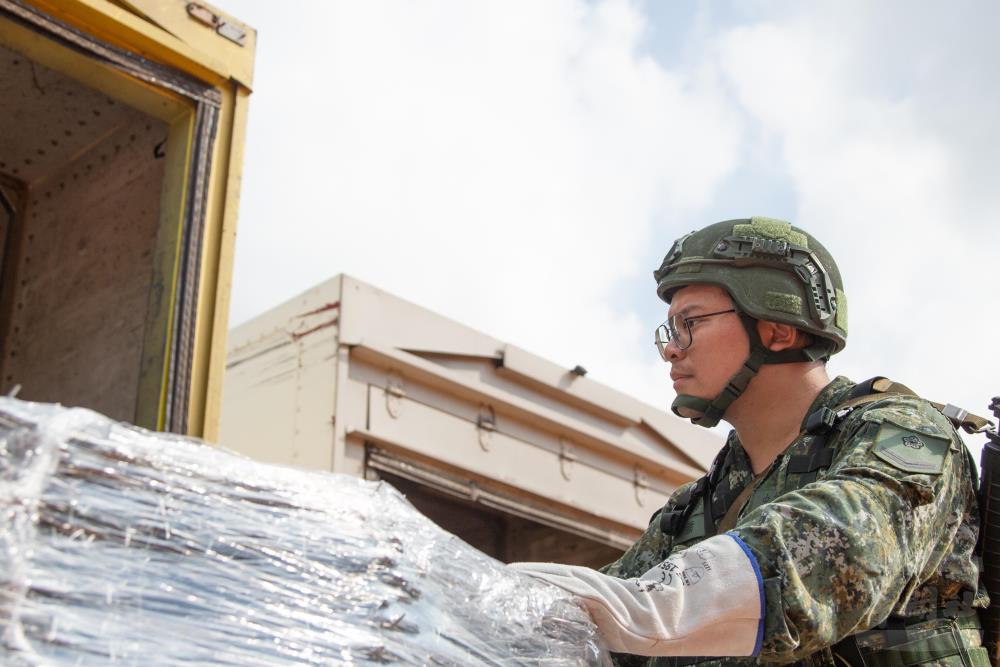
[513,217,987,666]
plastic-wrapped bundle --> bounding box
[0,398,609,666]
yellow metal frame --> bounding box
[2,0,255,439]
[197,83,250,441]
[22,0,255,88]
[136,106,195,432]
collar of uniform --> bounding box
[721,377,853,480]
[798,375,855,432]
[721,430,753,477]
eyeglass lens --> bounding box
[654,315,691,358]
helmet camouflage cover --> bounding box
[654,216,848,357]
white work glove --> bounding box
[510,533,763,657]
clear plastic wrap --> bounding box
[0,398,609,666]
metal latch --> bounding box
[634,466,649,507]
[217,22,247,46]
[186,2,216,26]
[186,3,247,46]
[385,372,404,418]
[558,438,576,480]
[476,405,496,451]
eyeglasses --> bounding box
[654,309,736,358]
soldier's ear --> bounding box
[756,320,802,352]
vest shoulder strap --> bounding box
[659,441,736,541]
[835,376,993,434]
[660,376,992,541]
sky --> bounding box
[226,0,999,454]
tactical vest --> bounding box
[652,378,991,667]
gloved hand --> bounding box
[510,533,763,657]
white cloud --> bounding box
[230,0,743,404]
[711,3,1000,447]
[228,0,999,449]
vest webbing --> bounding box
[652,377,984,667]
[660,377,989,544]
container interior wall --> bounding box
[0,176,16,289]
[0,42,168,422]
[381,473,624,568]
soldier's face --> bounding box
[664,285,747,412]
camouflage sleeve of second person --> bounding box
[730,396,982,664]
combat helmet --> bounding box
[654,216,848,428]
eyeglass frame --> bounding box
[654,308,737,357]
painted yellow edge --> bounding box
[115,0,256,88]
[21,0,240,87]
[188,82,251,440]
[135,110,195,431]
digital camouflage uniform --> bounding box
[601,376,986,667]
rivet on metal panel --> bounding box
[217,22,248,47]
[558,438,576,481]
[186,3,218,27]
[386,372,404,419]
[476,405,496,452]
[634,466,650,507]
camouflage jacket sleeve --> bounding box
[730,395,980,664]
[600,481,695,579]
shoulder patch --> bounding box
[871,423,950,474]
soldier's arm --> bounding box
[511,398,975,661]
[731,397,975,663]
[599,481,690,579]
[514,479,767,658]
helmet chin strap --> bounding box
[670,313,831,428]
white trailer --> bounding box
[220,275,720,567]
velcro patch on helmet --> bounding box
[764,292,802,316]
[835,288,848,333]
[734,217,808,248]
[871,423,950,475]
